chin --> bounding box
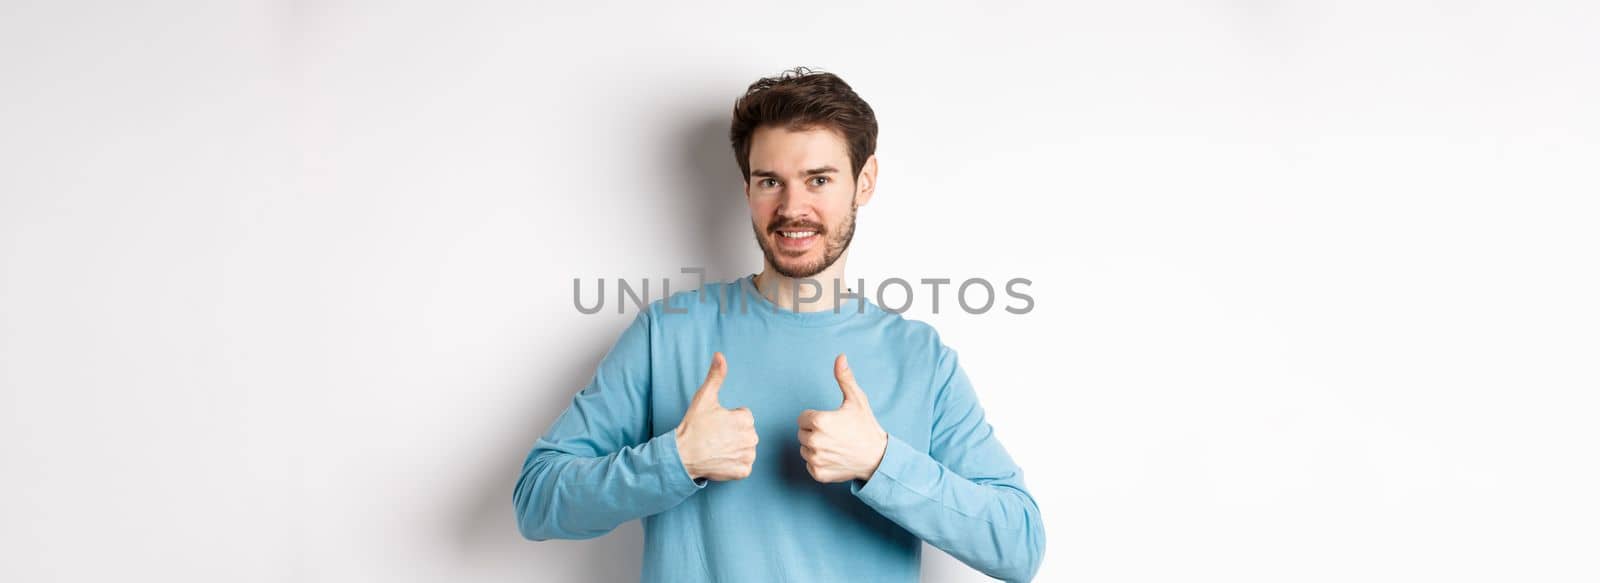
[774,257,826,279]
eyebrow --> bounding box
[750,166,840,179]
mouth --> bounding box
[773,228,820,253]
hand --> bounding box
[798,354,889,483]
[674,352,759,481]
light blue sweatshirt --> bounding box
[514,275,1045,582]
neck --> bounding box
[754,252,852,313]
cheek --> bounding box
[748,198,777,222]
[824,206,852,231]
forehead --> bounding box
[747,125,849,174]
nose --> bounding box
[774,192,805,221]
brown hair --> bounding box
[729,66,878,184]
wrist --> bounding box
[860,430,889,481]
[673,427,701,480]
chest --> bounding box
[648,340,936,452]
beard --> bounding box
[752,201,858,279]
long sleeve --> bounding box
[513,309,706,541]
[850,345,1047,582]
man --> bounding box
[514,66,1045,582]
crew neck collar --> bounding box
[736,273,871,328]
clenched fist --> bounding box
[798,354,889,483]
[674,352,759,481]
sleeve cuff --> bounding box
[850,432,916,502]
[652,428,709,495]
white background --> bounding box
[2,1,1597,581]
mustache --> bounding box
[768,219,825,234]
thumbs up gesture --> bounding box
[674,352,759,481]
[797,354,889,483]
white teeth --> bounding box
[780,231,816,239]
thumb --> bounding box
[692,352,728,409]
[834,353,867,408]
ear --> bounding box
[854,154,878,207]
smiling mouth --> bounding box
[773,228,821,252]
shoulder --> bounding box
[635,278,741,326]
[867,307,958,365]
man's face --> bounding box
[745,125,874,279]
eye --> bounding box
[760,178,778,188]
[810,176,829,187]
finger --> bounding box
[729,406,755,428]
[692,352,728,409]
[797,409,820,430]
[705,352,728,386]
[834,353,867,407]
